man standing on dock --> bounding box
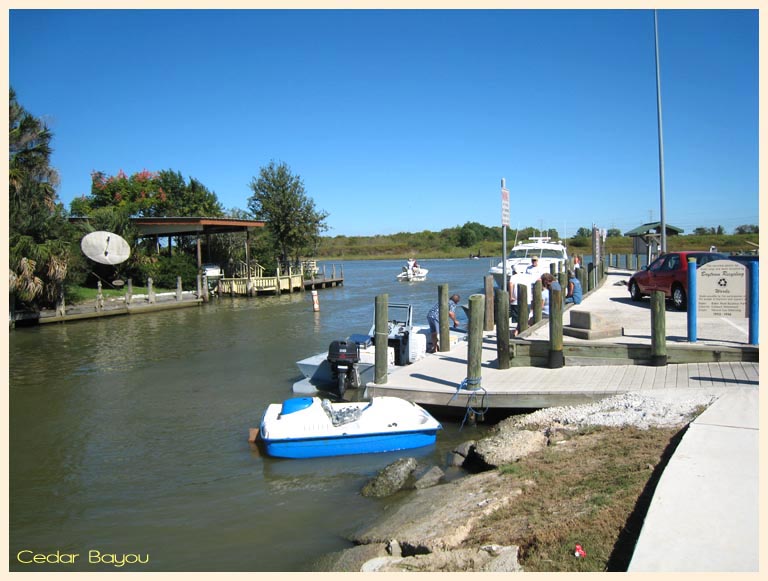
[427,294,460,353]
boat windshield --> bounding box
[508,248,565,259]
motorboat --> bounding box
[293,302,465,395]
[259,396,442,458]
[396,258,428,282]
[488,236,568,288]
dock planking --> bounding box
[364,330,758,410]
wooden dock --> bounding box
[217,264,344,296]
[364,331,758,409]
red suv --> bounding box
[628,251,727,310]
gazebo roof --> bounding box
[131,217,265,237]
[624,221,684,237]
[71,216,266,237]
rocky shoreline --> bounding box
[312,389,719,572]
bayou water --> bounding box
[9,258,509,572]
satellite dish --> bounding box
[81,231,131,265]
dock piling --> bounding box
[548,287,564,368]
[651,290,668,366]
[494,289,510,369]
[438,284,450,352]
[517,283,529,335]
[466,294,485,389]
[375,294,389,384]
[483,275,494,331]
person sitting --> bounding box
[426,294,460,352]
[565,270,582,304]
[540,273,561,318]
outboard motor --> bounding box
[327,340,361,397]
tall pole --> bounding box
[654,9,667,253]
[501,178,509,293]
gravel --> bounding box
[508,390,721,431]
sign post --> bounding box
[501,179,510,292]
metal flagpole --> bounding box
[501,178,509,293]
[654,9,668,253]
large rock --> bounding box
[414,466,444,489]
[361,544,523,572]
[361,457,418,497]
[352,470,524,553]
[311,543,389,572]
[465,428,548,471]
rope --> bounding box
[450,378,490,430]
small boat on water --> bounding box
[259,396,442,458]
[293,302,466,395]
[396,258,428,282]
[488,236,568,288]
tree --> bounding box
[607,228,622,238]
[9,88,71,307]
[247,161,328,266]
[735,224,759,234]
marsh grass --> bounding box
[464,425,685,572]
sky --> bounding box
[8,7,760,238]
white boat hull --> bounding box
[259,396,442,458]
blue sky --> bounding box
[9,8,759,237]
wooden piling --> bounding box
[532,280,542,324]
[549,287,564,368]
[126,278,133,305]
[494,289,510,369]
[438,284,450,352]
[578,266,587,297]
[483,275,494,332]
[176,276,183,301]
[375,294,389,384]
[650,290,668,366]
[466,294,485,389]
[517,283,529,335]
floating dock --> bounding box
[363,269,758,410]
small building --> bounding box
[624,221,684,262]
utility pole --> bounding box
[654,9,668,253]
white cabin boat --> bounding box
[488,237,568,287]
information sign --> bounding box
[697,260,748,318]
[501,187,510,227]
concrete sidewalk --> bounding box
[525,268,754,349]
[628,387,760,571]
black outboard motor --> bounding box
[327,340,361,397]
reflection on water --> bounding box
[9,259,496,571]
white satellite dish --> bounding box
[81,231,131,265]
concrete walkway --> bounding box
[628,386,760,572]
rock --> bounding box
[360,545,523,572]
[465,428,548,470]
[361,457,418,497]
[311,542,389,572]
[414,466,444,489]
[352,471,522,553]
[448,439,476,467]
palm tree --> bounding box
[9,88,70,310]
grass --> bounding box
[463,425,685,572]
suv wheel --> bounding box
[629,280,642,301]
[672,284,687,311]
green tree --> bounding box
[607,228,622,238]
[8,88,72,307]
[735,224,759,234]
[247,161,328,266]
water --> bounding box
[9,258,498,572]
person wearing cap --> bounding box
[525,255,540,275]
[426,294,460,352]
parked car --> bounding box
[628,251,727,310]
